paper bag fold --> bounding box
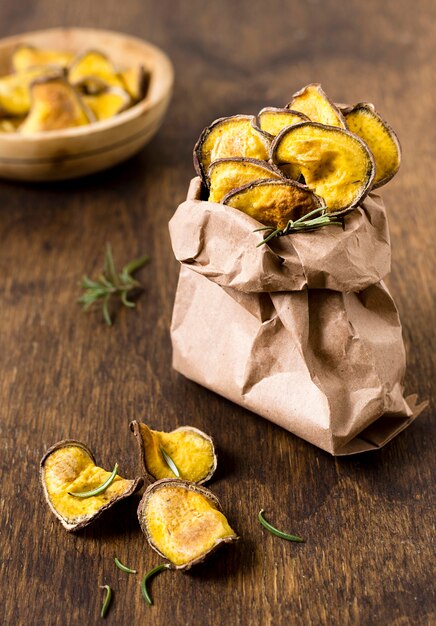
[169,178,391,293]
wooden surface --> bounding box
[0,1,434,624]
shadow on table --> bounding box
[80,492,144,541]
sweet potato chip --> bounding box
[83,87,130,121]
[0,117,23,132]
[343,102,401,188]
[257,107,309,137]
[271,122,375,212]
[119,65,150,102]
[19,77,93,133]
[69,49,124,91]
[223,179,324,229]
[0,66,61,116]
[276,163,302,181]
[138,479,237,569]
[130,421,217,484]
[193,115,270,185]
[12,44,73,72]
[208,157,284,203]
[40,440,142,531]
[287,83,346,129]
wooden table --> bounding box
[1,1,434,624]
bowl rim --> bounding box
[0,26,174,143]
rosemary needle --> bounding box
[258,509,304,543]
[114,557,137,574]
[100,584,112,618]
[160,446,180,478]
[254,206,343,247]
[141,564,171,606]
[68,463,118,498]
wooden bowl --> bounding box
[0,28,174,181]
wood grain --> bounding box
[0,1,434,624]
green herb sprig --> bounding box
[100,584,112,618]
[78,243,149,325]
[258,509,304,542]
[254,206,343,247]
[160,446,180,478]
[68,463,118,498]
[114,557,137,574]
[141,564,171,606]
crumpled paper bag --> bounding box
[169,178,426,455]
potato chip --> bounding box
[257,107,309,136]
[343,102,401,188]
[0,66,62,116]
[119,65,150,102]
[271,122,375,212]
[69,49,124,91]
[193,115,270,185]
[83,87,130,121]
[208,157,283,203]
[41,440,142,531]
[287,83,346,128]
[138,479,237,569]
[223,178,324,228]
[130,421,217,484]
[19,77,93,133]
[12,44,73,72]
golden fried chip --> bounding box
[83,87,130,121]
[223,179,324,229]
[0,117,23,133]
[119,66,150,102]
[138,479,237,569]
[271,122,375,212]
[12,44,74,72]
[193,115,270,185]
[343,102,401,188]
[0,66,62,116]
[208,157,284,203]
[276,163,302,181]
[130,421,217,484]
[40,440,142,531]
[69,49,124,91]
[19,77,93,133]
[287,83,346,128]
[257,107,309,137]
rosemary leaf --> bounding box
[68,463,118,498]
[78,244,150,325]
[100,584,112,618]
[102,294,112,327]
[160,446,180,478]
[141,564,171,606]
[114,557,137,574]
[255,207,343,247]
[104,243,118,285]
[122,254,150,280]
[121,291,135,309]
[258,509,304,542]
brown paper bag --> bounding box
[169,178,426,455]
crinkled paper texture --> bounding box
[169,178,391,293]
[169,179,426,455]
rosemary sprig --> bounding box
[114,557,137,574]
[160,446,180,478]
[78,243,149,325]
[68,463,118,498]
[258,509,304,543]
[141,563,171,606]
[254,206,343,247]
[100,584,112,618]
